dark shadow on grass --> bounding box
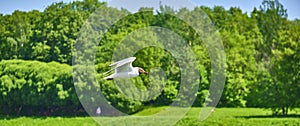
[236,114,300,119]
[0,104,91,120]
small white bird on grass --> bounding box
[96,106,101,115]
[104,57,148,80]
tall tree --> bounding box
[249,0,298,115]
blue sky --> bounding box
[0,0,299,20]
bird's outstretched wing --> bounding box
[104,57,136,74]
[109,57,136,67]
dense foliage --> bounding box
[0,0,299,115]
[0,60,80,115]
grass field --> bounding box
[1,107,299,126]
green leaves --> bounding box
[246,0,300,115]
[0,60,75,108]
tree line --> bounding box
[0,0,299,116]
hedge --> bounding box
[0,60,80,115]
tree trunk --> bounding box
[281,107,288,116]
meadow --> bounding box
[1,107,299,126]
[1,1,300,126]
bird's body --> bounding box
[104,67,139,79]
[104,57,148,80]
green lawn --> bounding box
[1,107,299,126]
[176,107,300,126]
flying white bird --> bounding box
[104,57,148,80]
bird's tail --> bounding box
[104,74,113,80]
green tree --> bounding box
[0,60,78,115]
[248,0,298,115]
[207,7,260,107]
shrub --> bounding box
[0,60,80,115]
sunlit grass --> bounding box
[1,107,300,126]
[0,116,98,126]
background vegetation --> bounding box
[0,0,299,117]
